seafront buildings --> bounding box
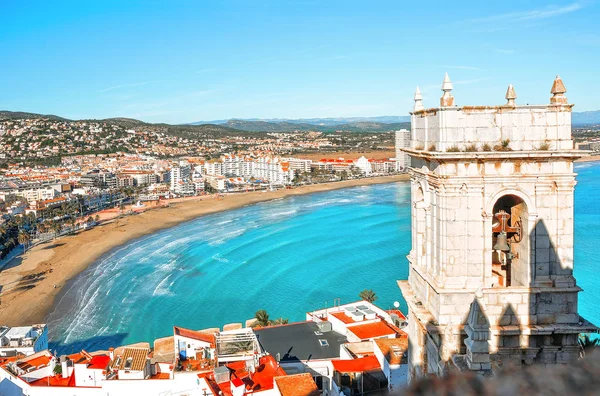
[399,74,598,380]
[0,301,408,395]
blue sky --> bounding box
[1,1,598,123]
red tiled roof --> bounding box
[150,372,171,379]
[275,373,320,396]
[226,355,286,393]
[174,326,216,345]
[88,355,110,370]
[347,320,401,340]
[331,355,381,373]
[374,337,409,365]
[386,309,407,321]
[30,373,77,387]
[331,311,359,324]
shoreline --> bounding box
[0,175,408,326]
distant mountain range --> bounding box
[206,119,410,132]
[572,111,600,126]
[193,116,411,126]
[189,116,411,132]
[2,110,599,133]
[192,112,600,131]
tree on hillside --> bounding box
[254,309,270,327]
[359,289,378,303]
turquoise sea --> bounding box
[48,162,600,354]
[48,182,412,353]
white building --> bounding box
[170,161,191,191]
[354,156,372,176]
[204,175,227,192]
[394,128,411,171]
[283,158,312,173]
[0,324,48,357]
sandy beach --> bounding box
[576,154,600,163]
[0,175,408,326]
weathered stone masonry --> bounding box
[398,74,598,381]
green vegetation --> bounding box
[464,143,478,152]
[359,289,378,303]
[579,334,600,358]
[494,139,512,152]
[252,309,289,327]
[538,141,551,150]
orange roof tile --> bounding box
[331,355,381,373]
[174,326,216,345]
[274,373,320,396]
[347,320,401,340]
[331,311,359,324]
[374,337,408,365]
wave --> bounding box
[153,275,174,296]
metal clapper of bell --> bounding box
[494,231,510,252]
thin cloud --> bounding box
[420,77,492,93]
[470,2,584,24]
[454,77,493,85]
[493,48,516,54]
[438,65,484,71]
[99,80,156,93]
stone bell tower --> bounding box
[398,74,597,381]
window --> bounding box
[319,339,329,347]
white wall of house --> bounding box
[373,343,407,392]
[74,365,104,388]
[173,335,212,361]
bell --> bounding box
[494,231,510,252]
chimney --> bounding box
[109,347,114,360]
[440,73,454,107]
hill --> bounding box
[0,111,254,139]
[572,111,600,125]
[0,110,68,122]
[208,119,409,132]
[193,115,411,126]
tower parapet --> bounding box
[410,75,574,152]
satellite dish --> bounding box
[393,301,400,308]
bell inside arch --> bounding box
[494,231,510,252]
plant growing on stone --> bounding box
[464,143,478,152]
[481,143,492,152]
[494,139,512,152]
[428,144,436,151]
[538,141,550,151]
[446,146,460,152]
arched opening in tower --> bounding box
[491,195,527,287]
